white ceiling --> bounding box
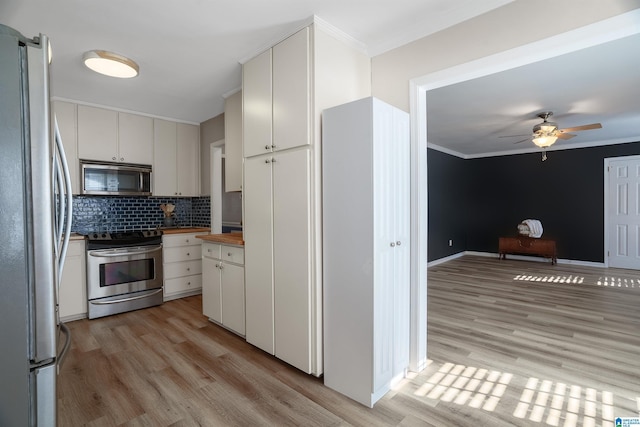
[0,0,513,123]
[426,30,640,158]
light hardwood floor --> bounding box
[58,255,640,426]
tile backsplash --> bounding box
[71,196,210,234]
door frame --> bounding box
[210,139,224,233]
[407,10,640,373]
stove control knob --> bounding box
[92,233,98,238]
[101,233,107,238]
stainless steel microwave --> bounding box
[80,160,152,196]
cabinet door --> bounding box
[272,148,312,373]
[243,49,272,158]
[392,108,411,375]
[58,240,86,319]
[372,101,398,390]
[273,27,310,152]
[153,119,177,196]
[176,123,200,196]
[224,90,243,192]
[221,263,245,335]
[202,257,222,322]
[243,155,275,354]
[77,105,117,162]
[118,112,153,165]
[52,101,79,194]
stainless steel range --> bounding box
[86,230,164,319]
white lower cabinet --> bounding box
[59,239,87,321]
[162,233,203,300]
[202,242,245,336]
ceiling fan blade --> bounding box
[513,138,530,144]
[558,123,602,133]
[499,134,529,138]
[556,132,576,140]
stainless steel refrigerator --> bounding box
[0,23,73,426]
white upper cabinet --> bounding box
[243,27,310,158]
[272,27,310,152]
[118,112,153,165]
[176,123,200,197]
[243,49,272,158]
[153,119,200,197]
[224,91,243,192]
[153,119,177,196]
[77,105,117,162]
[77,105,153,165]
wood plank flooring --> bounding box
[58,255,640,426]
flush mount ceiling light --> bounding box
[83,50,139,78]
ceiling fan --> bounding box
[501,111,602,160]
[503,111,602,148]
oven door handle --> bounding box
[88,245,163,258]
[90,288,163,305]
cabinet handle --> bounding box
[186,267,190,271]
[120,157,124,162]
[265,145,270,150]
[112,156,116,161]
[390,242,396,247]
[265,159,270,164]
[186,252,190,256]
[219,264,224,270]
[396,241,401,246]
[227,252,232,256]
[271,144,276,149]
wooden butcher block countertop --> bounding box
[161,227,211,235]
[195,232,244,246]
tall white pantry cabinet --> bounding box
[322,97,411,407]
[242,20,371,376]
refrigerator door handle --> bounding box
[53,115,73,282]
[57,322,71,372]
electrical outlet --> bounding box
[448,239,453,247]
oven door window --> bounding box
[99,258,155,287]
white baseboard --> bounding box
[428,251,606,268]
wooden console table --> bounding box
[499,236,557,265]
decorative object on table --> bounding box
[160,203,176,227]
[518,219,543,238]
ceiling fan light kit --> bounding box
[83,50,139,78]
[501,111,602,161]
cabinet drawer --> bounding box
[163,259,202,280]
[163,245,202,263]
[163,233,200,248]
[202,242,221,259]
[221,245,244,265]
[164,274,202,294]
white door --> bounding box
[607,156,640,269]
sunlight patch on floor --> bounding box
[413,361,626,426]
[514,274,584,284]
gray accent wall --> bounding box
[428,141,640,263]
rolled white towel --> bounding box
[522,219,543,238]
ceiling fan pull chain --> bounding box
[542,150,547,162]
